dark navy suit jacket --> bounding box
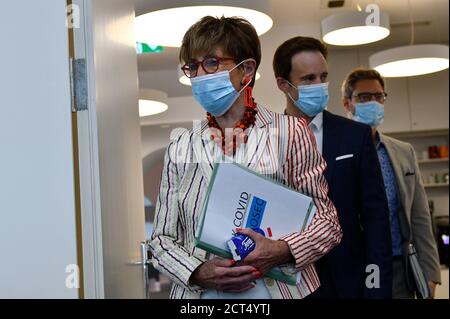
[309,110,393,299]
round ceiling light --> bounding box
[139,89,169,117]
[369,44,449,77]
[321,11,390,46]
[135,0,273,47]
[179,73,192,86]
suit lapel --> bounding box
[192,120,217,184]
[243,105,271,171]
[322,111,340,184]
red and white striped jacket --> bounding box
[150,104,342,299]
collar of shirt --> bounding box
[375,130,384,150]
[309,112,323,133]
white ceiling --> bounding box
[135,0,449,67]
[134,0,449,98]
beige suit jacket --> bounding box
[380,133,441,286]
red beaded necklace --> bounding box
[207,81,258,156]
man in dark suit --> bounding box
[272,36,393,298]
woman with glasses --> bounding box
[149,16,342,299]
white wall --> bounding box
[408,70,449,131]
[0,0,78,298]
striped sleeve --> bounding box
[149,138,204,292]
[280,116,342,271]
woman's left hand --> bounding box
[234,228,293,276]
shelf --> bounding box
[424,183,449,189]
[418,158,449,164]
[384,129,449,140]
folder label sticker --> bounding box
[245,196,267,229]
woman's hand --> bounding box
[235,228,293,275]
[189,257,260,293]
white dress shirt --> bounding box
[309,112,323,154]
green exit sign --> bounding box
[136,42,164,54]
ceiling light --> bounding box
[179,74,192,86]
[369,0,449,77]
[369,44,449,77]
[139,89,168,117]
[135,0,273,47]
[177,65,261,86]
[321,11,390,46]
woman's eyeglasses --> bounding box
[352,92,388,103]
[181,56,235,78]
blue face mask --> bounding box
[287,82,329,117]
[190,60,250,117]
[353,101,385,127]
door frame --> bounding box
[72,0,147,299]
[71,0,105,299]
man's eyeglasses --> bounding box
[351,92,388,103]
[181,56,235,78]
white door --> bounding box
[0,0,79,298]
[75,0,146,298]
[0,0,146,298]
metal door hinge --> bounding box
[69,57,88,112]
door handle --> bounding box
[127,241,150,266]
[140,240,150,267]
[127,241,152,298]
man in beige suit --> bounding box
[341,68,441,298]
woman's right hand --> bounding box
[189,257,261,293]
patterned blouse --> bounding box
[150,105,342,299]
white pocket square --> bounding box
[336,154,354,161]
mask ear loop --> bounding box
[285,79,301,105]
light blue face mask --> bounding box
[287,82,329,117]
[190,60,250,117]
[353,101,385,127]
